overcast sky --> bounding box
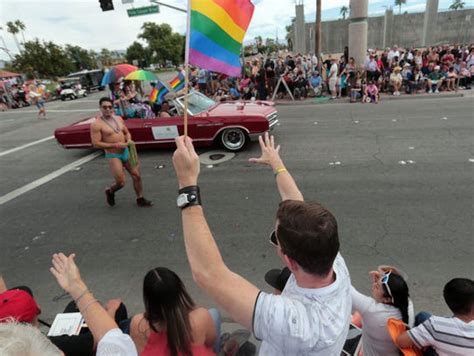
[0,0,458,61]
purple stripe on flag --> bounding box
[189,48,241,77]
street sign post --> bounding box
[127,5,159,17]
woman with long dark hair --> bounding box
[130,267,217,356]
[351,267,414,356]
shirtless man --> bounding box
[91,97,153,207]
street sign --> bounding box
[127,5,159,17]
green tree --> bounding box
[394,0,406,14]
[11,39,74,77]
[65,45,96,70]
[99,48,114,67]
[126,41,151,67]
[449,0,465,10]
[138,23,185,65]
[340,6,349,20]
[6,21,21,52]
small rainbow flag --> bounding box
[187,0,255,77]
[169,72,185,92]
[149,81,169,104]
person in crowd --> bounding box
[397,278,474,355]
[351,267,414,356]
[458,62,471,89]
[328,57,339,99]
[0,274,128,355]
[171,132,351,355]
[129,267,218,355]
[446,67,458,91]
[197,68,208,94]
[388,45,400,62]
[363,80,379,104]
[366,53,381,84]
[159,100,171,118]
[293,71,308,99]
[0,322,63,356]
[390,67,403,96]
[427,65,444,93]
[49,253,138,355]
[350,71,364,103]
[90,97,153,207]
[308,71,322,97]
[28,81,47,119]
[229,84,241,100]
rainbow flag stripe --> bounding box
[149,81,169,104]
[188,0,254,77]
[169,72,185,92]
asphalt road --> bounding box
[0,91,472,327]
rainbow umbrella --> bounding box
[125,69,158,81]
[101,64,138,86]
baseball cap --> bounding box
[264,267,291,292]
[0,289,41,323]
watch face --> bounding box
[177,194,189,207]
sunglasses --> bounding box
[381,270,394,303]
[101,105,113,110]
[269,230,278,247]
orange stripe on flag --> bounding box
[212,0,254,31]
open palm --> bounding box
[249,132,281,166]
[50,253,82,293]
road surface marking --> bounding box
[0,152,101,205]
[0,136,54,157]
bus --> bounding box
[67,69,105,91]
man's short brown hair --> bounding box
[276,200,339,276]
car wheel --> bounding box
[61,97,65,101]
[220,128,248,151]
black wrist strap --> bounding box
[179,185,200,194]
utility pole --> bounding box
[315,0,322,70]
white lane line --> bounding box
[3,109,98,113]
[0,136,54,157]
[0,151,101,205]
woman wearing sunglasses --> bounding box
[351,267,414,356]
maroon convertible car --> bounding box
[54,91,279,152]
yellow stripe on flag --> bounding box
[191,0,246,43]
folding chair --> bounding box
[341,323,363,356]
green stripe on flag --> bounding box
[191,10,242,56]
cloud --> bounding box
[0,0,461,61]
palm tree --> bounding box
[14,20,26,44]
[394,0,406,14]
[340,6,349,20]
[449,0,465,10]
[6,21,21,52]
[0,26,14,60]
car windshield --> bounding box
[176,91,216,115]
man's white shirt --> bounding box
[253,254,352,355]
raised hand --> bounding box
[50,253,85,296]
[173,135,200,188]
[248,132,282,168]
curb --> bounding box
[274,92,466,106]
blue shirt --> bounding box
[309,75,322,88]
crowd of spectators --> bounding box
[185,44,473,104]
[1,132,473,356]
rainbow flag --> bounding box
[149,81,169,104]
[169,72,185,92]
[187,0,255,77]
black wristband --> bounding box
[179,185,200,194]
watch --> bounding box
[177,186,201,209]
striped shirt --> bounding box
[408,316,474,356]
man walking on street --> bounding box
[90,97,152,207]
[172,133,351,355]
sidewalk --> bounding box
[274,90,468,106]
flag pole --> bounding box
[183,0,191,137]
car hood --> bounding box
[205,100,276,118]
